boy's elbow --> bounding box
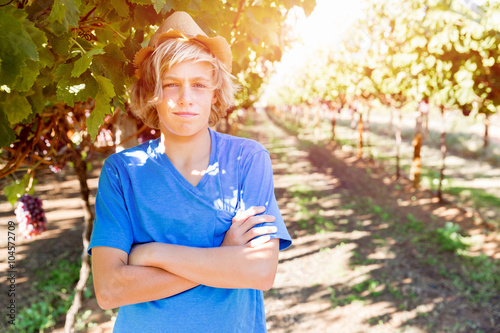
[94,286,119,310]
[251,240,279,290]
[258,273,276,291]
[253,257,278,291]
[93,266,127,310]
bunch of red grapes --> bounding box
[15,194,48,239]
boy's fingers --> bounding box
[232,206,266,224]
[248,235,271,248]
[240,215,275,233]
[246,226,277,240]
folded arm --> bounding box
[92,246,198,310]
[92,206,278,310]
[130,238,279,291]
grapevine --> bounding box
[15,194,48,239]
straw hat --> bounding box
[133,11,232,77]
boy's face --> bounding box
[157,60,217,140]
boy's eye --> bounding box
[163,83,178,88]
[194,83,206,88]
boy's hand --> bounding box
[221,206,277,248]
[129,242,155,266]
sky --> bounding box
[258,0,365,105]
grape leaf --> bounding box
[49,0,81,35]
[4,174,38,206]
[301,0,317,16]
[152,0,167,13]
[94,75,116,99]
[93,44,128,96]
[47,32,71,55]
[72,49,106,77]
[0,7,38,86]
[0,108,16,148]
[55,62,100,106]
[23,15,52,68]
[13,60,39,92]
[130,0,151,4]
[110,0,130,17]
[27,83,46,116]
[87,75,116,139]
[87,91,112,140]
[1,91,32,125]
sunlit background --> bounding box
[2,0,500,332]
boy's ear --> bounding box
[212,94,217,105]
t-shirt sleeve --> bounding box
[240,149,292,251]
[87,157,134,256]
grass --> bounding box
[272,108,500,227]
[446,186,500,210]
[7,256,94,333]
[264,113,500,330]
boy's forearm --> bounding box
[133,240,279,291]
[92,247,199,310]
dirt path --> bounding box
[243,109,500,332]
[1,109,499,332]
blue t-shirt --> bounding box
[88,128,292,332]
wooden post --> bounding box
[483,113,490,149]
[437,105,447,202]
[64,150,93,333]
[411,101,424,187]
[395,106,402,180]
[357,113,364,158]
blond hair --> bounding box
[129,38,238,128]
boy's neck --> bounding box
[159,128,211,172]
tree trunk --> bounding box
[350,106,357,129]
[410,104,423,187]
[395,107,402,180]
[437,105,447,202]
[64,153,94,333]
[313,106,320,142]
[483,113,490,149]
[331,108,337,143]
[357,113,364,158]
[411,133,423,188]
[115,109,138,152]
[366,105,372,161]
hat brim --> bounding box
[133,29,232,78]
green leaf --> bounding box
[4,174,38,206]
[57,71,99,106]
[92,44,128,96]
[47,32,71,55]
[27,83,46,116]
[95,28,115,45]
[188,0,201,11]
[13,60,39,92]
[71,49,105,77]
[301,0,317,17]
[48,0,82,35]
[133,4,162,27]
[55,62,100,105]
[23,16,52,68]
[152,0,166,13]
[1,91,32,124]
[0,6,39,86]
[110,0,130,17]
[87,75,116,139]
[0,108,16,148]
[94,75,116,98]
[87,92,112,140]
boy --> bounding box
[88,11,291,332]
